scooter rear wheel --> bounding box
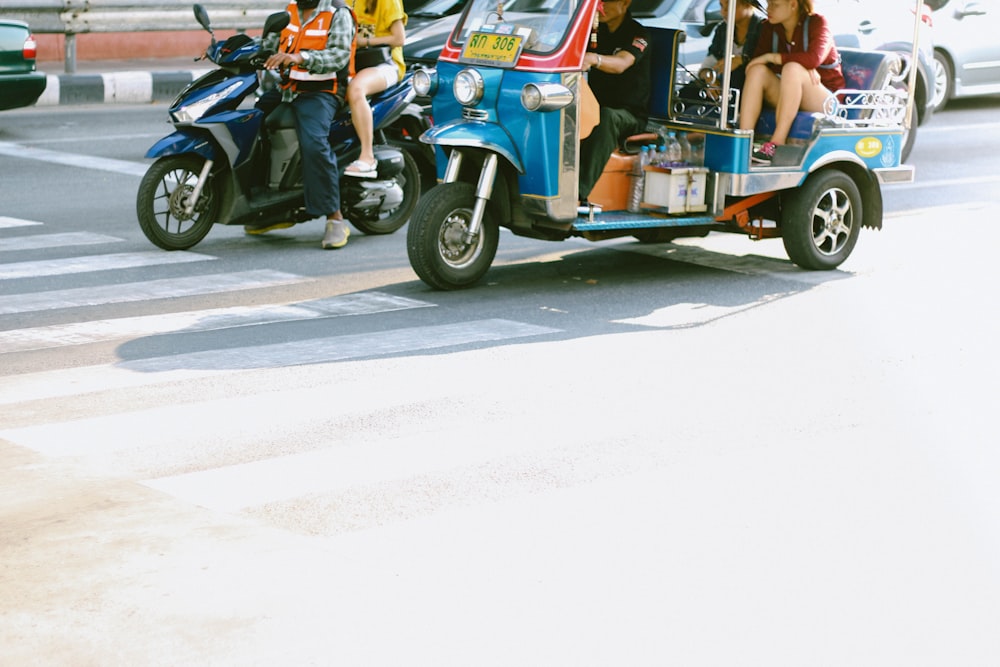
[407,182,499,290]
[137,155,219,250]
[349,148,420,236]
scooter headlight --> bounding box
[520,82,573,112]
[413,67,438,97]
[171,81,243,123]
[453,68,484,106]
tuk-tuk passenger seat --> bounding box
[754,48,904,142]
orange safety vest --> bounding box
[279,2,355,95]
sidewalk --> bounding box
[33,57,213,106]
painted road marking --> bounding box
[0,269,304,315]
[0,217,44,229]
[0,140,148,177]
[0,319,559,406]
[119,319,561,373]
[0,292,434,353]
[0,232,123,253]
[0,250,212,281]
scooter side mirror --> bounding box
[193,4,211,31]
[263,11,291,37]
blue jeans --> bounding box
[291,92,341,217]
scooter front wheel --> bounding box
[406,182,499,290]
[137,155,219,250]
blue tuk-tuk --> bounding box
[406,0,919,289]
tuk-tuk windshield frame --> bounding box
[449,0,583,56]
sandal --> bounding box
[344,158,378,178]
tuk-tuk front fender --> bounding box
[420,120,524,175]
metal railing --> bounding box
[0,0,277,72]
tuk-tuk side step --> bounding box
[573,212,718,231]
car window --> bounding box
[681,0,716,23]
[406,0,467,16]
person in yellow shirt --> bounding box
[344,0,407,177]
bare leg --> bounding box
[346,68,389,165]
[739,63,781,133]
[771,62,832,145]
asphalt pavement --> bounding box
[33,58,212,106]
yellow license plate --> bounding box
[460,32,524,67]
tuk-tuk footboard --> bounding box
[572,212,719,232]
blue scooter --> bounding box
[137,4,426,250]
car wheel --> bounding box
[931,50,954,111]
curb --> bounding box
[35,69,211,106]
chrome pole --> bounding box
[904,0,922,131]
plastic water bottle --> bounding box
[689,134,705,167]
[653,143,666,167]
[677,132,692,164]
[627,145,651,213]
[665,131,683,167]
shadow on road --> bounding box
[113,239,853,372]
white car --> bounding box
[813,0,936,125]
[927,0,1000,109]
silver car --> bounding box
[927,0,1000,109]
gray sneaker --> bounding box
[321,219,350,249]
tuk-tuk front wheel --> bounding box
[406,182,499,290]
[781,169,862,271]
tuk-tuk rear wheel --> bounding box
[781,169,862,271]
[406,182,499,290]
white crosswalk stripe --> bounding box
[0,232,124,253]
[0,292,434,353]
[0,140,148,177]
[0,269,303,315]
[0,250,213,280]
[0,218,566,539]
[0,216,44,229]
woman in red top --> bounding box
[738,0,844,164]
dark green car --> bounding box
[0,19,46,111]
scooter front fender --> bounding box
[420,120,524,174]
[145,131,218,161]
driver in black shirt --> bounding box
[580,0,651,207]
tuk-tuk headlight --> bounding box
[521,82,573,112]
[453,68,484,106]
[413,67,437,97]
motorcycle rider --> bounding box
[248,0,356,249]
